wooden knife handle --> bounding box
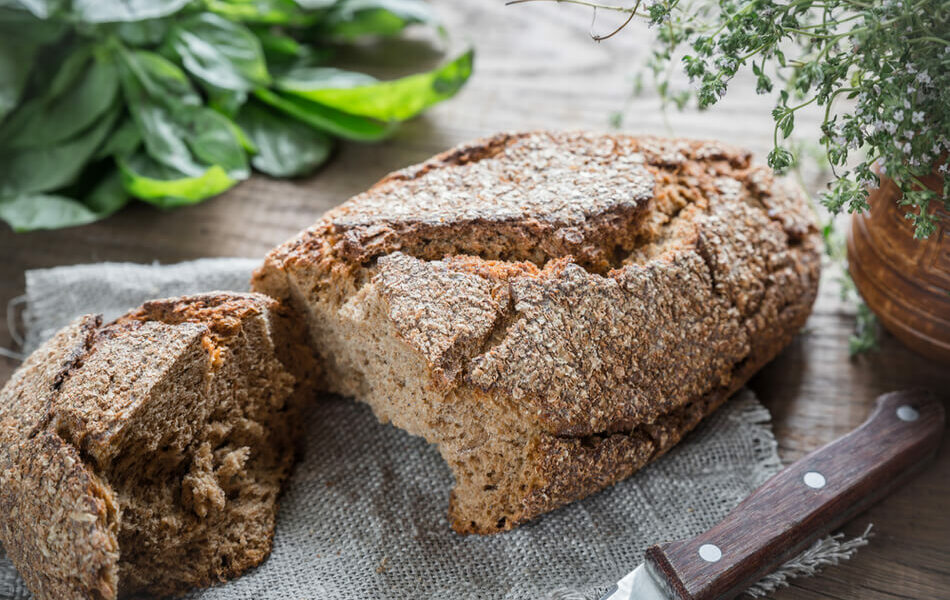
[644,390,945,600]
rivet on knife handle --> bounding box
[643,389,945,600]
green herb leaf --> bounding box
[119,48,248,178]
[118,49,200,107]
[254,87,396,141]
[118,152,236,208]
[0,9,60,121]
[0,107,118,196]
[127,100,249,178]
[0,45,89,140]
[3,0,65,19]
[93,118,142,160]
[0,6,67,41]
[168,12,270,92]
[205,0,316,25]
[255,27,307,60]
[47,45,94,97]
[237,101,332,177]
[0,167,131,232]
[129,101,207,176]
[84,170,130,216]
[0,44,35,121]
[116,18,171,46]
[277,48,472,121]
[1,52,119,149]
[71,0,190,23]
[0,193,99,232]
[276,66,377,91]
[226,114,257,153]
[324,0,439,38]
[204,83,247,117]
[185,106,249,178]
[255,27,335,72]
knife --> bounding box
[600,389,945,600]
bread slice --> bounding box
[253,131,821,534]
[0,292,312,599]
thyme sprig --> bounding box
[515,0,950,238]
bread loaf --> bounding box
[253,131,821,534]
[0,131,821,600]
[0,293,311,599]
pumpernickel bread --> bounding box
[0,292,311,599]
[253,131,821,534]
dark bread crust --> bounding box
[506,277,816,532]
[0,316,120,600]
[0,292,303,599]
[255,131,821,534]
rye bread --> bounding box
[253,131,821,534]
[0,292,312,599]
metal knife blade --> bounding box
[599,563,668,600]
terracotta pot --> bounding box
[847,168,950,364]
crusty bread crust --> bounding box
[254,131,821,534]
[0,292,304,599]
[0,315,120,600]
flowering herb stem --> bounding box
[516,0,950,238]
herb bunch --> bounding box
[0,0,473,232]
[517,0,950,238]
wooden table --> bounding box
[1,3,947,598]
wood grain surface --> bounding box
[0,2,947,598]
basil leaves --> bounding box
[0,0,471,231]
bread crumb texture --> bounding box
[0,293,308,599]
[254,131,821,535]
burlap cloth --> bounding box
[0,259,869,599]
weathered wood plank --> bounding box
[0,2,946,598]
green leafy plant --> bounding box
[0,0,473,232]
[510,0,949,238]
